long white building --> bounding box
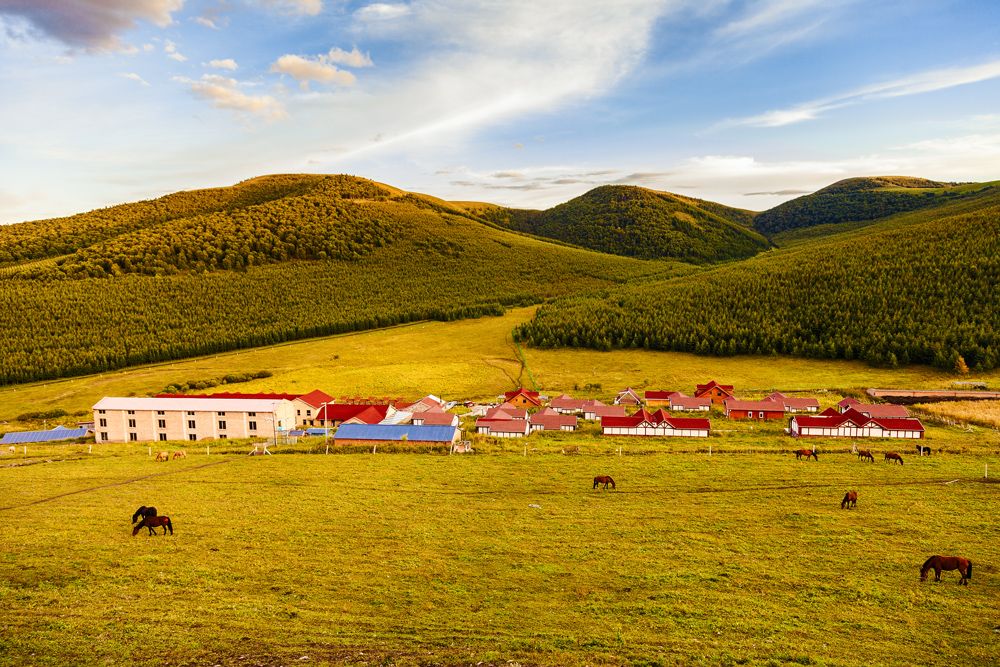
[93,397,296,443]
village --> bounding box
[2,380,928,450]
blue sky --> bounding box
[1,0,999,222]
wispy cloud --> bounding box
[178,74,287,120]
[120,71,151,86]
[0,0,182,50]
[270,53,356,90]
[718,58,1000,129]
[164,39,187,62]
[354,3,412,22]
[207,58,238,71]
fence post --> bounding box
[148,446,151,457]
[986,464,989,479]
[206,445,210,456]
[88,444,92,454]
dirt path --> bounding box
[0,459,232,512]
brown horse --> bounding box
[131,505,157,524]
[794,448,818,461]
[920,555,971,585]
[593,475,616,490]
[841,491,857,509]
[885,452,904,465]
[172,450,187,459]
[133,515,173,536]
[154,451,169,462]
[857,449,875,462]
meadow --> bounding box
[1,444,998,666]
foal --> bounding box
[841,491,857,509]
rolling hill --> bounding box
[753,176,999,236]
[486,185,768,262]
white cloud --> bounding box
[120,72,151,86]
[179,74,287,120]
[194,16,218,29]
[208,58,238,71]
[354,3,411,22]
[261,0,323,16]
[164,39,187,62]
[270,54,357,89]
[0,0,183,50]
[326,46,373,68]
[719,58,1000,129]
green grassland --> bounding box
[1,445,998,666]
[3,307,999,428]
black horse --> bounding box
[131,506,157,524]
[916,445,932,456]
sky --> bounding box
[1,0,1000,223]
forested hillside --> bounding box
[515,190,1000,371]
[488,185,768,262]
[0,176,681,384]
[753,176,996,236]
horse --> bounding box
[132,515,173,536]
[885,452,904,465]
[841,491,857,509]
[131,506,157,524]
[857,449,875,462]
[794,448,818,461]
[154,451,170,462]
[593,475,616,490]
[172,450,186,459]
[916,445,932,456]
[920,555,971,585]
[562,446,580,455]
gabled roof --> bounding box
[530,410,578,429]
[412,410,458,426]
[766,392,821,410]
[644,390,678,400]
[296,389,334,408]
[725,399,785,412]
[669,394,711,409]
[334,423,458,442]
[486,403,527,420]
[615,387,642,400]
[316,403,390,422]
[857,404,911,418]
[503,388,542,406]
[695,380,735,396]
[837,397,862,408]
[550,394,589,409]
[819,407,841,416]
[475,418,530,434]
[343,406,387,425]
[602,408,710,430]
[585,404,626,418]
[792,408,924,432]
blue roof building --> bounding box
[333,423,458,443]
[1,425,91,445]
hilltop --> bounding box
[487,185,768,262]
[753,175,997,236]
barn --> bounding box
[601,409,710,437]
[724,399,785,420]
[789,409,924,439]
[694,381,735,406]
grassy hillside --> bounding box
[488,185,768,262]
[0,176,682,384]
[515,187,1000,371]
[754,176,998,236]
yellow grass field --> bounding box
[916,400,1000,429]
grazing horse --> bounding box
[593,475,616,490]
[131,506,157,524]
[133,515,173,536]
[841,491,857,509]
[794,449,818,461]
[885,452,904,465]
[916,445,932,456]
[857,449,875,462]
[920,555,971,585]
[154,451,170,462]
[172,450,186,459]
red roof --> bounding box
[766,392,820,410]
[644,390,678,400]
[156,392,299,401]
[530,410,578,430]
[857,404,910,418]
[503,388,542,405]
[793,408,923,432]
[550,394,588,409]
[476,418,530,434]
[819,407,841,416]
[586,405,626,418]
[695,380,735,396]
[343,406,386,424]
[669,394,711,409]
[486,403,528,420]
[602,408,710,431]
[412,411,457,426]
[316,404,390,422]
[296,389,334,408]
[725,399,785,412]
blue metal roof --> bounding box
[334,423,457,442]
[305,427,331,436]
[1,426,90,445]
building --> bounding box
[644,390,675,407]
[411,409,459,427]
[724,399,785,421]
[613,387,643,406]
[155,390,334,426]
[475,418,530,438]
[500,388,543,409]
[837,397,910,418]
[789,409,924,439]
[666,392,712,412]
[766,392,820,413]
[529,408,578,432]
[549,394,589,414]
[314,403,392,427]
[601,409,710,437]
[333,423,459,445]
[694,381,735,405]
[583,404,626,421]
[1,425,91,445]
[92,397,296,443]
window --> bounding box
[296,409,301,416]
[747,411,752,418]
[158,433,167,441]
[249,421,257,431]
[158,419,166,428]
[100,432,108,441]
[219,434,227,440]
[187,420,196,429]
[759,412,764,419]
[306,409,311,416]
[127,410,135,415]
[187,411,195,416]
[218,420,227,430]
[217,411,226,416]
[156,410,165,416]
[248,412,256,417]
[128,419,136,428]
[98,409,106,414]
[128,433,137,441]
[188,434,197,441]
[99,418,107,427]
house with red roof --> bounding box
[549,394,588,414]
[601,409,710,437]
[837,397,909,418]
[501,388,543,409]
[613,387,643,406]
[315,403,392,427]
[724,398,785,421]
[644,390,675,407]
[529,408,578,432]
[583,404,626,421]
[412,408,459,427]
[766,392,820,414]
[789,408,924,439]
[666,392,711,412]
[694,381,735,405]
[475,417,530,438]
